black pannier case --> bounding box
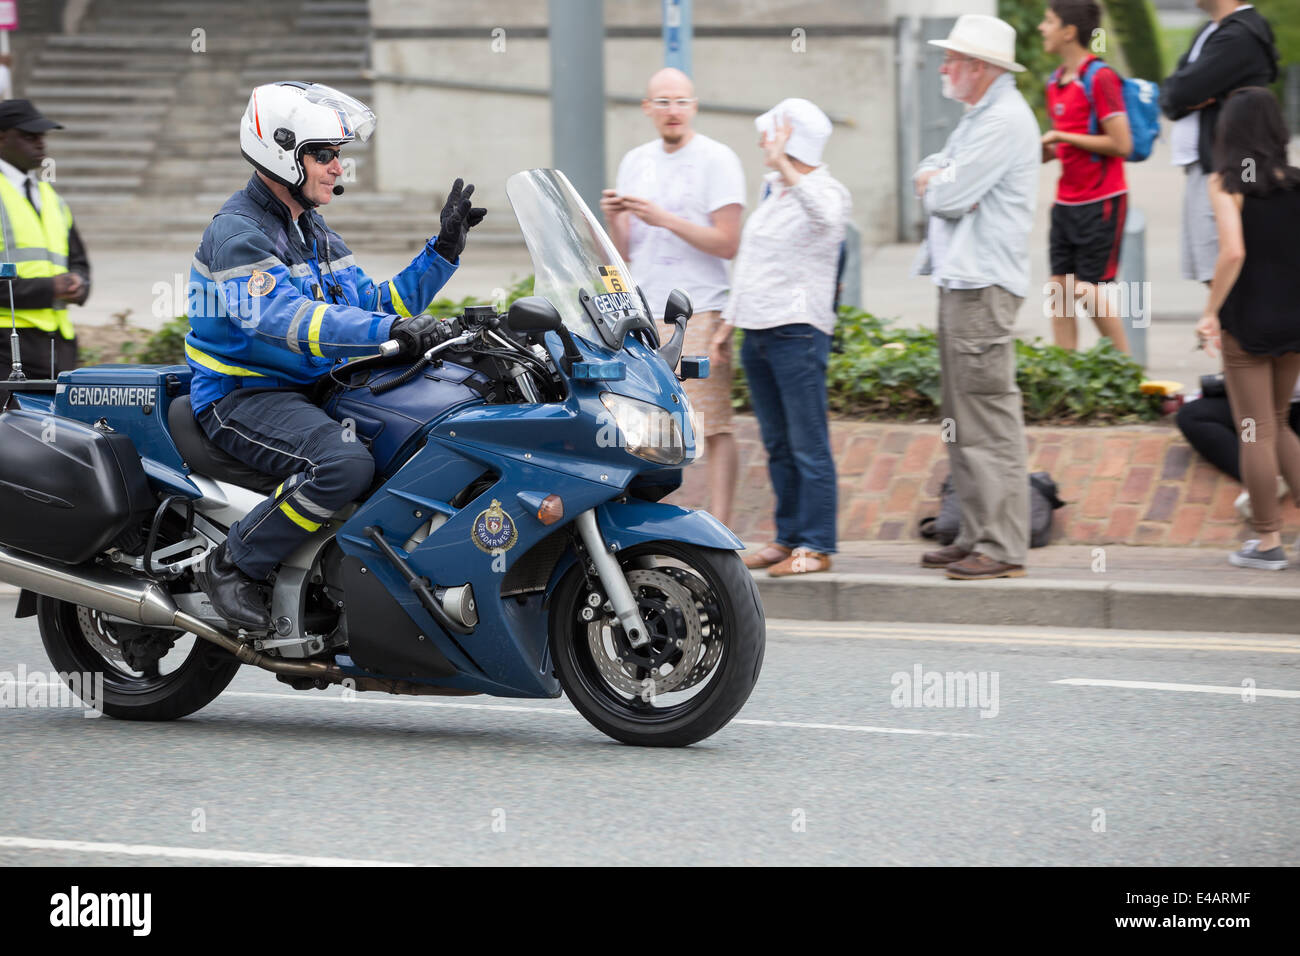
[0,410,155,564]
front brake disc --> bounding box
[585,569,702,698]
[659,566,723,691]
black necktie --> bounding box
[23,179,36,210]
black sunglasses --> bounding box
[304,147,342,164]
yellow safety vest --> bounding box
[0,176,74,339]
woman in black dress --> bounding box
[1196,87,1300,570]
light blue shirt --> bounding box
[911,72,1041,299]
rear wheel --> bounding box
[36,596,241,720]
[550,541,765,747]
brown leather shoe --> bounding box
[945,552,1026,580]
[921,544,971,568]
[743,543,792,570]
[768,548,832,577]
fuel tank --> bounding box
[322,360,491,475]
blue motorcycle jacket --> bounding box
[185,174,458,413]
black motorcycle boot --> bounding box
[197,542,272,632]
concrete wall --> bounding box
[369,0,994,246]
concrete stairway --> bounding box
[23,0,461,252]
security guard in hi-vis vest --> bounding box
[0,99,90,380]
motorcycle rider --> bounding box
[187,81,485,631]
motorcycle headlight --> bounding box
[600,392,685,465]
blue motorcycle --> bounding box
[0,170,765,747]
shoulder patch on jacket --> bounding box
[248,270,276,296]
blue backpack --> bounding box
[1052,59,1161,162]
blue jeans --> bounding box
[740,324,836,554]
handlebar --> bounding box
[377,308,505,359]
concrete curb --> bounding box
[753,572,1299,635]
[5,577,1292,635]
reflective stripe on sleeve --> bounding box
[307,303,328,357]
[388,280,411,318]
[285,299,314,354]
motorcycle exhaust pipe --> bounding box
[0,545,476,696]
[0,545,180,628]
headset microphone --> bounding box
[333,185,344,195]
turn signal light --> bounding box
[538,494,564,525]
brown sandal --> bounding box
[767,548,833,577]
[743,543,792,570]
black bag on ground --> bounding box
[919,472,1066,549]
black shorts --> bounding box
[1049,195,1127,284]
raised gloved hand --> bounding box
[392,314,453,356]
[433,178,487,263]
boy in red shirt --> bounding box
[1039,0,1133,353]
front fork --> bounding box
[574,509,650,648]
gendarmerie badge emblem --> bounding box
[472,499,518,554]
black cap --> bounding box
[0,100,63,133]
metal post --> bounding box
[896,16,921,242]
[1118,207,1148,368]
[663,0,692,75]
[3,262,21,381]
[549,0,606,216]
[839,222,862,311]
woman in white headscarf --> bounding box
[715,98,851,576]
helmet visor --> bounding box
[302,84,376,144]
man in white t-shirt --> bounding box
[602,67,745,528]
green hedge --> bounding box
[131,274,537,366]
[134,288,1159,425]
[730,308,1162,425]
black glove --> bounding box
[433,178,487,263]
[392,314,452,356]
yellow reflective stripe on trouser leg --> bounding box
[306,304,329,358]
[279,499,322,532]
[388,281,412,318]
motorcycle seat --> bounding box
[167,395,280,494]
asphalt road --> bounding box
[1,596,1296,866]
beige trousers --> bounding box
[937,286,1030,566]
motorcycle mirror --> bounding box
[663,289,693,327]
[508,295,582,375]
[657,289,694,370]
[507,296,564,334]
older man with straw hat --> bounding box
[910,15,1040,581]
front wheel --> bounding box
[36,596,242,721]
[550,541,765,747]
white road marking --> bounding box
[771,622,1300,654]
[0,835,417,866]
[219,691,978,737]
[732,718,976,738]
[1053,678,1300,698]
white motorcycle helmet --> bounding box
[240,81,376,206]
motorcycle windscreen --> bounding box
[505,169,653,350]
